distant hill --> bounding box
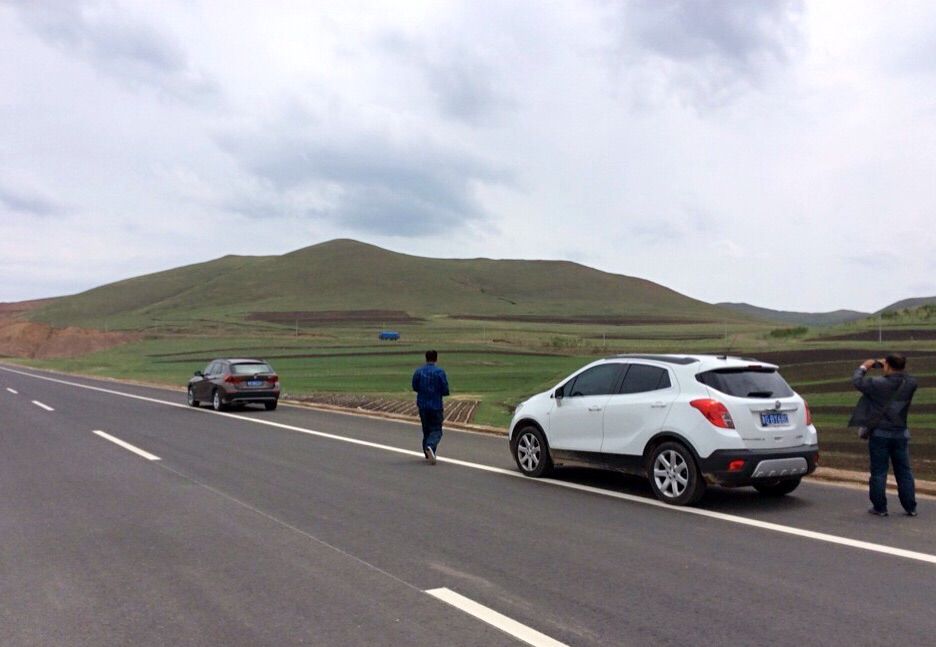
[877,296,936,313]
[716,302,869,327]
[30,239,752,330]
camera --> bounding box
[871,360,884,369]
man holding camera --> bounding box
[850,354,918,517]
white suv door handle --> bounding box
[651,402,667,408]
[588,406,603,412]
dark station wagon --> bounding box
[187,358,280,411]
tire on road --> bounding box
[265,399,278,411]
[753,477,802,497]
[511,425,552,477]
[648,441,706,506]
[187,386,199,408]
[212,389,226,412]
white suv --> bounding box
[508,354,819,505]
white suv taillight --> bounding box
[690,399,735,429]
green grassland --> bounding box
[14,309,936,480]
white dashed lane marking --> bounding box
[93,430,161,461]
[427,587,569,647]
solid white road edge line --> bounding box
[31,400,54,411]
[426,587,568,647]
[2,365,934,565]
[6,387,17,394]
[93,430,161,461]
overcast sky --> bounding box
[2,1,934,312]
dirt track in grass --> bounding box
[818,329,936,341]
[247,310,422,325]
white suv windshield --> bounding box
[696,368,794,398]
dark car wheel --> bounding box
[264,399,278,411]
[753,477,802,497]
[511,425,552,477]
[187,386,199,407]
[648,441,706,506]
[212,389,226,412]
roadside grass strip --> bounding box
[427,587,568,647]
[93,430,161,461]
[3,365,935,566]
[31,400,54,411]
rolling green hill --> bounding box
[30,239,750,330]
[877,296,936,313]
[716,302,868,326]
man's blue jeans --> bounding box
[419,407,444,453]
[868,435,916,513]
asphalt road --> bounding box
[1,364,934,647]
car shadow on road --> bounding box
[544,467,814,516]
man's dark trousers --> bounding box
[869,435,916,513]
[419,407,444,454]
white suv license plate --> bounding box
[247,379,264,387]
[760,412,789,426]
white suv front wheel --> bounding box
[648,441,705,506]
[512,426,552,478]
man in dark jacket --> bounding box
[412,350,449,465]
[850,354,918,516]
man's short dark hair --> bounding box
[886,354,906,371]
[425,350,438,362]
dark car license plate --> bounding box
[247,379,264,387]
[760,412,789,426]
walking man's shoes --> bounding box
[905,509,918,517]
[425,446,436,465]
[868,508,888,517]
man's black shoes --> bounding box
[905,509,918,517]
[424,446,436,465]
[868,508,889,517]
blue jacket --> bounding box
[412,363,449,411]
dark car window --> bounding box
[566,364,624,397]
[231,362,274,375]
[619,364,670,394]
[696,368,794,398]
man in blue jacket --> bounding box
[412,350,449,464]
[850,354,918,517]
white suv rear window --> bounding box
[696,368,794,398]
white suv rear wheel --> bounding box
[648,442,705,505]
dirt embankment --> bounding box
[0,300,139,359]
